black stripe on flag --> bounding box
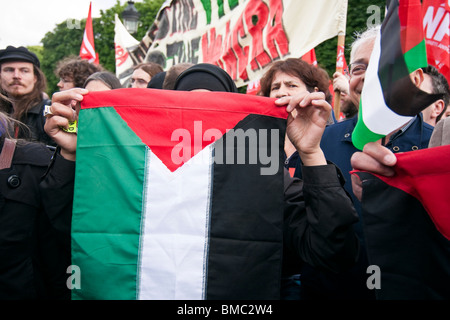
[206,114,286,300]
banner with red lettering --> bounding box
[422,0,450,84]
[141,0,348,87]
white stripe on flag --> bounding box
[82,31,96,58]
[361,31,413,135]
[138,145,213,300]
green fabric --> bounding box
[352,100,385,150]
[72,107,146,300]
[404,39,428,73]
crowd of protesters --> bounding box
[0,22,449,300]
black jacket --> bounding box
[13,99,56,147]
[0,138,54,299]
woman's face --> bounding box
[269,71,308,98]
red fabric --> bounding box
[422,0,450,84]
[336,45,348,74]
[353,145,450,240]
[301,48,317,66]
[399,0,425,54]
[246,79,260,95]
[79,2,99,64]
[81,88,288,172]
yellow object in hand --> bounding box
[62,120,77,134]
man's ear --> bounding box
[410,68,425,88]
[434,99,445,118]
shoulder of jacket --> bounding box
[12,142,53,166]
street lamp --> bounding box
[122,1,140,34]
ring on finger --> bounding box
[43,104,53,117]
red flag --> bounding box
[336,44,349,75]
[422,0,450,84]
[301,48,318,66]
[80,2,99,64]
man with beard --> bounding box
[0,46,55,147]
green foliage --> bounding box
[315,0,386,77]
[27,46,44,64]
[41,0,165,95]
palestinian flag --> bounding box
[72,88,287,300]
[353,145,450,299]
[352,0,443,150]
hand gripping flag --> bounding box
[79,2,99,64]
[352,145,450,299]
[352,0,443,150]
[72,88,288,300]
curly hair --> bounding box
[55,55,103,88]
[258,58,332,103]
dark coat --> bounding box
[295,114,434,300]
[0,138,54,299]
[17,99,57,147]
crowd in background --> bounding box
[0,23,449,300]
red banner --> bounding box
[422,0,449,84]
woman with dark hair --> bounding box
[258,58,336,299]
[259,58,334,173]
[259,58,332,103]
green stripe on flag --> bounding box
[404,39,428,73]
[72,107,147,300]
[352,100,385,150]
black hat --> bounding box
[174,63,238,93]
[0,46,40,68]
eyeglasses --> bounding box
[350,63,368,76]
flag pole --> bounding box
[334,33,346,120]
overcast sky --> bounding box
[0,0,136,49]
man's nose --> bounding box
[12,69,21,78]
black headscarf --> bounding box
[174,63,238,93]
[147,71,166,89]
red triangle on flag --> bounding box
[81,88,288,172]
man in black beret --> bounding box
[0,46,55,146]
